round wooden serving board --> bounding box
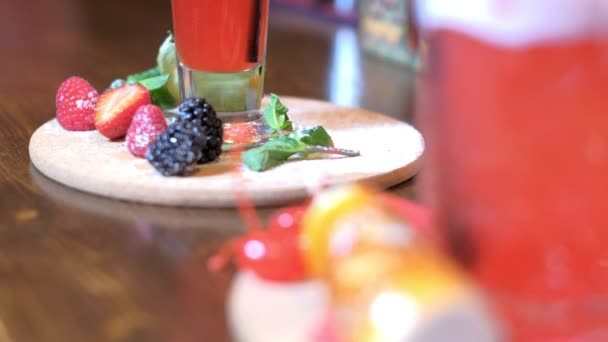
[29,97,424,207]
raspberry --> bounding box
[146,120,206,176]
[176,97,223,163]
[56,76,99,131]
[126,105,168,158]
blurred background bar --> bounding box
[272,0,419,67]
[271,0,359,24]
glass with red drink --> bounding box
[416,0,608,339]
[171,0,270,137]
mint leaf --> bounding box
[127,67,161,82]
[150,86,177,109]
[242,136,303,171]
[291,126,333,147]
[263,93,293,133]
[138,74,170,90]
[242,133,359,171]
[283,119,294,132]
[245,95,358,171]
[136,74,177,109]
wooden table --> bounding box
[0,1,418,341]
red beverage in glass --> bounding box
[171,0,271,138]
[172,0,269,73]
[417,0,608,339]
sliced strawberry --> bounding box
[126,105,168,158]
[94,84,151,139]
[56,76,99,131]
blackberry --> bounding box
[146,120,206,176]
[176,97,223,163]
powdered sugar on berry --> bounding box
[126,105,168,158]
[55,76,99,131]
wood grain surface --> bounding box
[0,0,419,341]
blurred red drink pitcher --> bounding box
[416,0,608,339]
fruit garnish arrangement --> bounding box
[216,185,503,341]
[53,34,360,176]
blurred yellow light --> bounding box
[300,185,374,277]
[369,291,419,341]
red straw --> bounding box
[207,237,240,272]
[207,145,264,273]
[230,146,264,232]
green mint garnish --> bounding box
[148,85,177,110]
[126,67,161,82]
[137,73,170,90]
[242,134,359,171]
[124,33,179,109]
[244,96,358,171]
[243,135,303,171]
[128,73,177,109]
[263,93,293,133]
[290,126,333,147]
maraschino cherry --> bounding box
[208,204,309,282]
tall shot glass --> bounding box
[171,0,270,143]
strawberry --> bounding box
[126,105,168,158]
[56,76,99,131]
[94,84,151,139]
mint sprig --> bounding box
[242,96,359,171]
[127,67,161,82]
[290,126,333,147]
[125,71,177,109]
[243,136,303,171]
[263,93,293,133]
[123,34,179,110]
[242,135,359,171]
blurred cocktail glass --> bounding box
[171,0,270,143]
[416,0,608,339]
